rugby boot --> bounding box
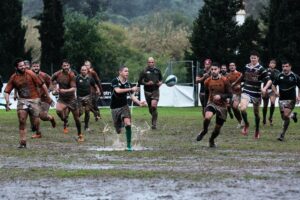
[196,130,207,141]
[262,119,266,126]
[277,133,285,141]
[268,118,273,126]
[241,124,249,136]
[254,131,260,139]
[18,140,27,149]
[77,134,84,142]
[292,112,298,123]
[31,132,42,139]
[209,139,216,148]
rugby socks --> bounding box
[84,111,90,129]
[269,104,275,121]
[203,119,210,133]
[255,115,260,132]
[75,118,81,135]
[125,125,132,149]
[152,108,158,128]
[262,106,267,124]
[241,111,249,126]
[233,108,242,123]
[282,119,290,137]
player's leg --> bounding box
[253,103,261,139]
[269,94,277,125]
[239,94,250,135]
[71,108,83,142]
[278,100,296,141]
[199,93,206,117]
[39,102,56,128]
[123,117,132,151]
[196,106,215,141]
[262,96,269,125]
[56,102,68,133]
[232,95,242,126]
[151,99,158,129]
[17,110,28,148]
[209,116,225,148]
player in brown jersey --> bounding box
[196,62,232,147]
[4,58,52,148]
[226,62,243,127]
[196,59,211,117]
[138,57,163,129]
[84,60,103,121]
[30,61,56,138]
[52,59,83,142]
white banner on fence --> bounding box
[140,84,195,107]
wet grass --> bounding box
[0,107,300,181]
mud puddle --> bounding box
[1,178,299,200]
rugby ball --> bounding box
[165,75,177,87]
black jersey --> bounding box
[273,72,300,100]
[264,68,280,88]
[198,68,210,93]
[76,75,96,97]
[138,66,162,92]
[242,63,270,98]
[110,77,132,109]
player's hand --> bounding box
[195,76,201,83]
[131,86,139,93]
[139,100,147,107]
[213,95,221,102]
[275,92,280,97]
[203,73,210,79]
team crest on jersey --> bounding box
[146,71,151,74]
[280,76,284,79]
[289,77,294,81]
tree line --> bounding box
[0,0,299,82]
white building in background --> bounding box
[236,9,246,26]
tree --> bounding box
[189,0,243,64]
[36,0,64,74]
[63,0,109,18]
[235,16,262,69]
[0,0,27,81]
[264,0,300,71]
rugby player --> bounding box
[196,62,232,147]
[196,59,212,117]
[272,61,299,141]
[76,65,100,131]
[52,59,84,142]
[262,59,280,126]
[4,59,52,148]
[234,51,272,139]
[111,66,146,151]
[138,57,162,129]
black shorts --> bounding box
[205,104,226,126]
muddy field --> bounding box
[0,108,299,199]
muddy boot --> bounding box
[277,133,285,141]
[18,140,27,149]
[209,139,216,148]
[31,132,42,139]
[196,130,207,141]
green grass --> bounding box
[0,107,299,181]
